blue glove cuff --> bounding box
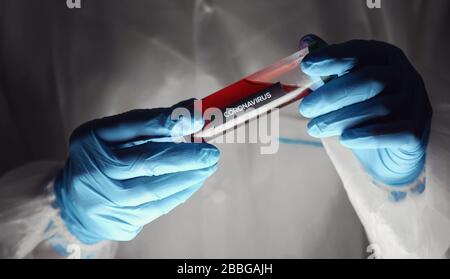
[54,170,104,245]
[353,129,429,188]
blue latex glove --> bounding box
[54,99,220,244]
[299,35,432,196]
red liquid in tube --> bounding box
[192,48,320,139]
[200,79,310,113]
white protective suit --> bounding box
[0,0,449,259]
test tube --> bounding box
[193,45,325,139]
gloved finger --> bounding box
[389,191,408,202]
[301,40,393,77]
[300,66,393,118]
[299,34,328,51]
[104,142,220,180]
[107,182,204,227]
[410,182,426,195]
[109,164,217,206]
[94,99,203,142]
[340,121,422,149]
[306,95,392,138]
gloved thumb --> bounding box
[169,98,205,139]
[299,34,335,87]
[81,99,204,143]
[299,34,330,76]
[299,34,328,51]
[300,34,363,77]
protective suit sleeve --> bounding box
[321,66,450,259]
[0,161,117,259]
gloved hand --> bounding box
[299,35,432,198]
[54,99,220,244]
